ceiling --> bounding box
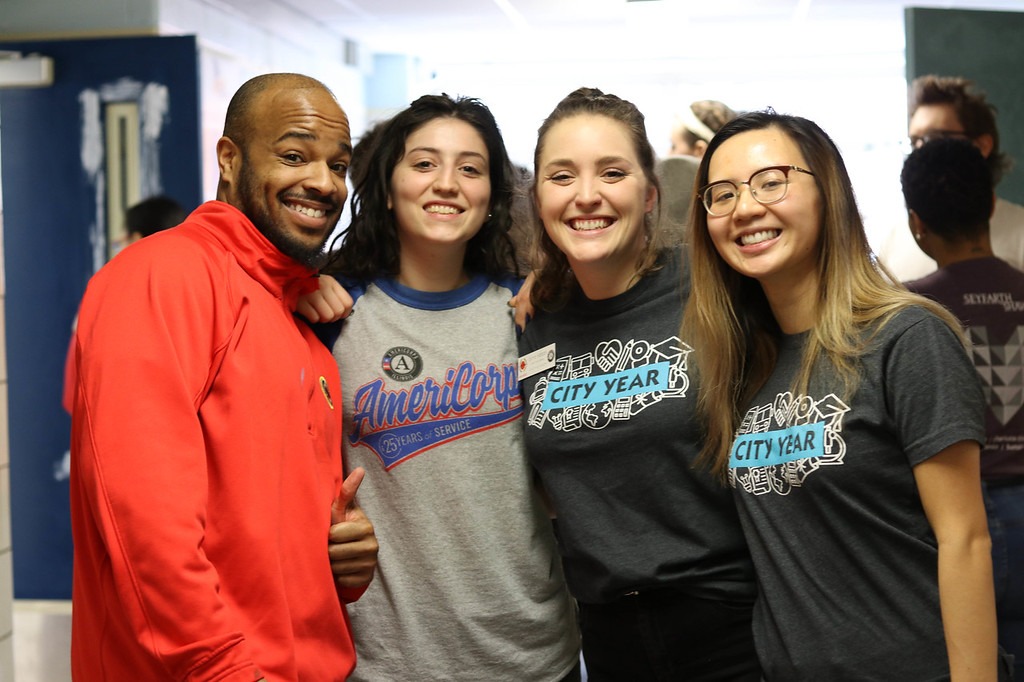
[196,0,1022,245]
[223,0,1024,65]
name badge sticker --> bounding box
[518,343,556,381]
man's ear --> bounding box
[217,136,241,188]
[973,132,995,159]
[908,210,925,241]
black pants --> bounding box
[578,589,760,682]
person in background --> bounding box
[876,75,1024,281]
[684,109,1001,680]
[668,99,738,159]
[61,194,187,414]
[521,87,760,681]
[314,93,580,682]
[69,73,378,681]
[903,136,1024,680]
[659,100,738,242]
[654,153,699,246]
[509,163,537,274]
[347,120,387,192]
[124,194,187,242]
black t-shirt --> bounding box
[907,256,1024,479]
[519,249,755,604]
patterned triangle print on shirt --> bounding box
[969,325,1024,426]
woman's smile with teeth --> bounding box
[571,218,612,231]
[740,229,780,246]
[426,204,462,215]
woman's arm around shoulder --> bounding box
[295,274,354,323]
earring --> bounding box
[914,232,923,241]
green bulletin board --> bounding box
[906,7,1024,205]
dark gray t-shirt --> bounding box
[520,249,755,605]
[907,256,1024,479]
[730,306,985,680]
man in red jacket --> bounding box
[69,73,378,681]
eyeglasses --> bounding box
[908,129,971,149]
[699,165,815,217]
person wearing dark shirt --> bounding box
[903,136,1024,679]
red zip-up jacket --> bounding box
[70,201,362,681]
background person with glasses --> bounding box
[876,75,1024,282]
[683,109,1004,680]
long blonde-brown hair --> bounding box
[681,110,964,478]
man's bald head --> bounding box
[215,73,351,268]
[222,73,337,151]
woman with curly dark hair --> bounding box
[311,93,581,681]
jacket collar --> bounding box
[190,201,321,308]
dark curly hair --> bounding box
[325,93,518,280]
[901,136,993,241]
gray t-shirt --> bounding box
[730,306,985,680]
[332,274,579,682]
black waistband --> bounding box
[582,585,754,608]
[986,475,1024,489]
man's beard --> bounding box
[237,161,335,269]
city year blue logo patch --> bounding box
[729,422,825,469]
[541,362,670,411]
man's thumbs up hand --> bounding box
[328,468,378,589]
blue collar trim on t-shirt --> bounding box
[376,273,508,311]
[313,273,521,350]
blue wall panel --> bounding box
[0,35,202,598]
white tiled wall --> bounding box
[0,136,71,682]
[0,202,14,681]
[13,601,71,682]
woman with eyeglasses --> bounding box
[519,87,761,681]
[682,110,1001,680]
